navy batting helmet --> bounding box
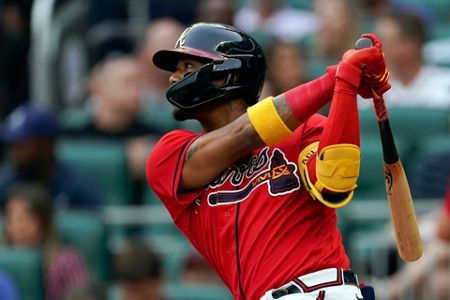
[153,23,266,110]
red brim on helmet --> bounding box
[153,47,224,72]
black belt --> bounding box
[272,269,359,299]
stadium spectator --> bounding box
[3,183,90,300]
[0,271,20,300]
[137,18,185,133]
[0,104,102,210]
[233,0,319,43]
[388,178,450,300]
[0,0,32,119]
[302,0,361,63]
[65,55,156,139]
[195,0,236,25]
[424,36,450,68]
[64,55,161,203]
[372,10,450,109]
[114,239,164,300]
[360,0,437,24]
[265,41,308,96]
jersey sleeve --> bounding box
[443,178,450,217]
[299,114,326,148]
[146,130,204,210]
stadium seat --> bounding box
[166,282,233,300]
[412,133,450,157]
[338,199,392,255]
[430,22,450,40]
[59,106,91,131]
[360,107,449,143]
[108,282,233,300]
[57,211,109,282]
[0,247,44,300]
[143,185,161,205]
[305,57,338,80]
[408,134,450,199]
[57,139,133,205]
[359,109,379,136]
[407,0,450,22]
[359,107,448,172]
[355,135,411,200]
[286,0,313,10]
[384,108,448,142]
[145,225,189,282]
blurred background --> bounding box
[0,0,449,299]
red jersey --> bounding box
[443,178,450,217]
[146,114,349,300]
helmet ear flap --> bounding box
[166,63,222,109]
[167,58,248,109]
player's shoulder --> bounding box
[146,129,200,186]
[149,129,200,164]
[157,129,200,146]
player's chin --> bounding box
[172,107,192,121]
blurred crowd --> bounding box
[0,0,449,299]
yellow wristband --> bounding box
[247,97,293,145]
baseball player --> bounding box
[146,23,389,300]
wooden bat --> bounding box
[356,38,423,262]
[376,107,423,261]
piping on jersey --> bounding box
[235,202,247,299]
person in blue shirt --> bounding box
[0,271,20,300]
[0,104,102,210]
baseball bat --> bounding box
[355,38,423,262]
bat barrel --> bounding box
[384,160,423,262]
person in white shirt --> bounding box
[372,10,450,109]
[233,0,319,43]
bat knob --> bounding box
[355,37,373,50]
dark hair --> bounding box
[4,183,59,265]
[114,239,162,282]
[5,183,56,242]
[383,10,428,44]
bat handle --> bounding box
[378,118,400,164]
[372,91,388,122]
[374,96,399,164]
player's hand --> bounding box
[356,34,390,99]
[335,33,389,93]
[343,34,386,76]
[358,78,391,99]
[327,63,390,98]
[341,49,385,80]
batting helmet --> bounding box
[153,23,266,110]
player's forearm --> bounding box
[180,115,264,189]
[281,70,335,124]
[299,65,363,208]
[318,78,360,151]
